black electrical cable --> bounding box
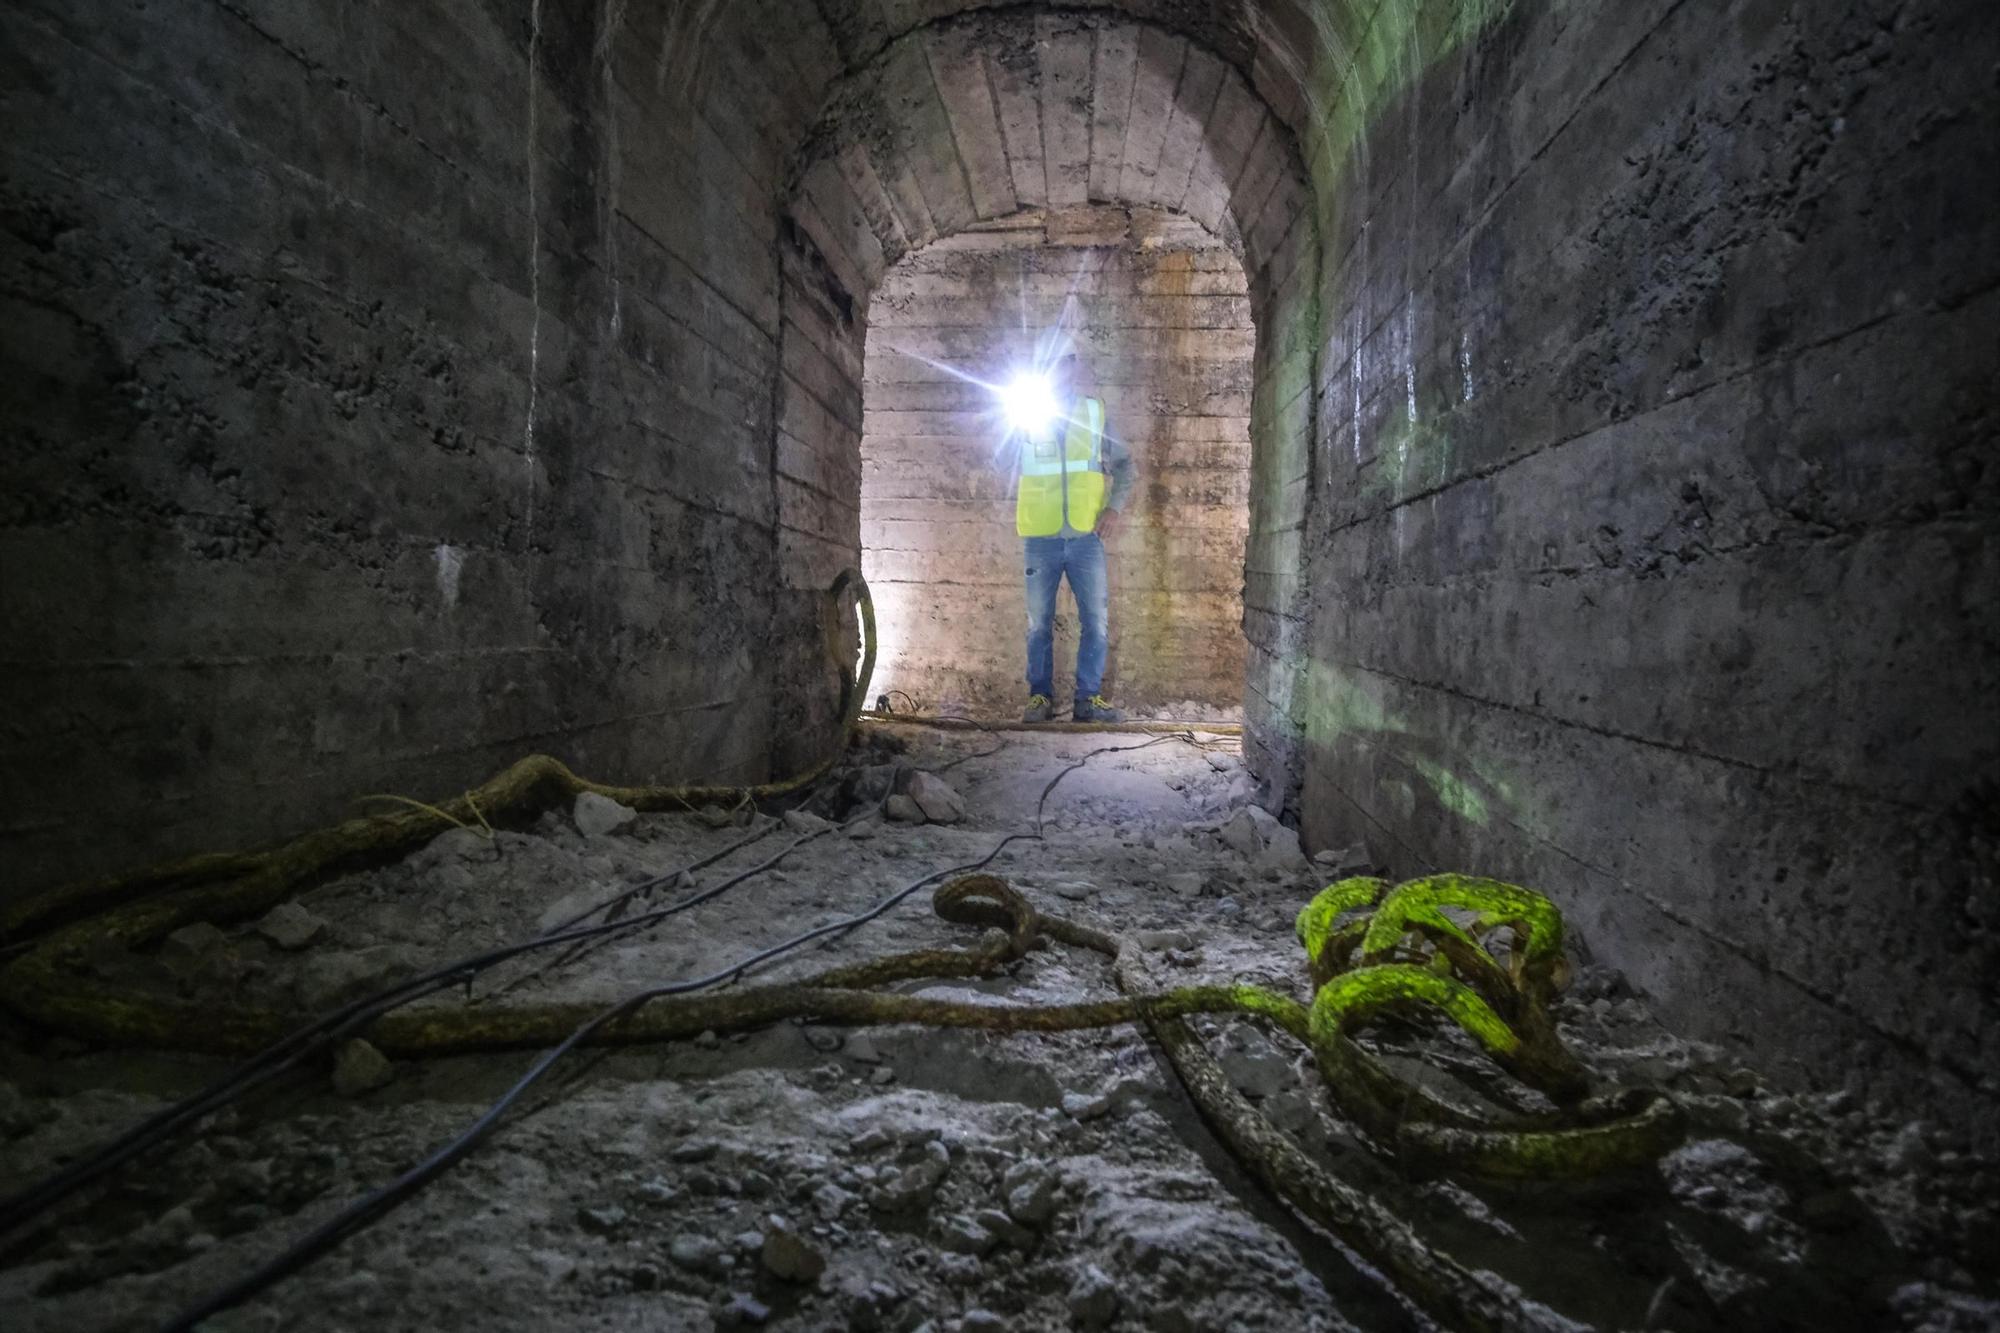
[0,808,837,1235]
[155,828,1037,1333]
[156,732,1218,1329]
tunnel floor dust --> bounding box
[1,725,1993,1331]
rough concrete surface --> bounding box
[1293,0,2000,1137]
[3,727,1995,1331]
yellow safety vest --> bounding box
[1015,396,1107,537]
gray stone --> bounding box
[812,1181,856,1220]
[1136,929,1195,950]
[1061,1090,1113,1120]
[1054,879,1095,901]
[577,1203,628,1236]
[848,1126,895,1154]
[885,794,926,824]
[760,1217,827,1281]
[974,1207,1035,1250]
[1215,808,1264,856]
[419,827,497,865]
[572,791,638,839]
[782,808,832,834]
[717,1293,771,1328]
[330,1038,393,1097]
[961,1310,1008,1333]
[844,1033,883,1063]
[254,901,326,951]
[869,1066,896,1086]
[1067,1265,1121,1329]
[668,1232,727,1272]
[1164,871,1205,897]
[1003,1169,1060,1226]
[937,1214,998,1256]
[905,772,965,824]
[536,887,606,935]
[870,1141,950,1211]
[1257,824,1310,876]
[801,1026,844,1053]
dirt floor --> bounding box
[1,723,1996,1332]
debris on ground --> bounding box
[0,725,1991,1332]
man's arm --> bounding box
[1097,423,1135,539]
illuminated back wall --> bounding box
[859,207,1250,719]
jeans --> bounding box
[1023,533,1109,702]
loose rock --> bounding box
[577,1204,628,1236]
[573,791,638,839]
[1067,1265,1121,1329]
[717,1293,771,1327]
[1215,808,1264,856]
[885,794,926,823]
[906,771,966,823]
[330,1038,393,1097]
[1002,1164,1060,1226]
[668,1232,728,1273]
[760,1216,827,1282]
[937,1214,998,1256]
[783,809,832,834]
[254,901,326,951]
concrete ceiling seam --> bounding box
[783,8,1319,299]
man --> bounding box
[1013,351,1134,723]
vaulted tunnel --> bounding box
[3,1,1996,1328]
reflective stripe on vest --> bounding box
[1015,396,1106,537]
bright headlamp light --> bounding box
[999,371,1059,434]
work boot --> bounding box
[1073,694,1125,723]
[1022,693,1054,723]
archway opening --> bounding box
[859,206,1252,721]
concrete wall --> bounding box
[860,208,1251,717]
[1295,0,2000,1125]
[0,0,861,895]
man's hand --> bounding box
[1095,508,1124,543]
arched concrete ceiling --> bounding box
[786,9,1313,303]
[803,0,1368,155]
[617,0,1500,303]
